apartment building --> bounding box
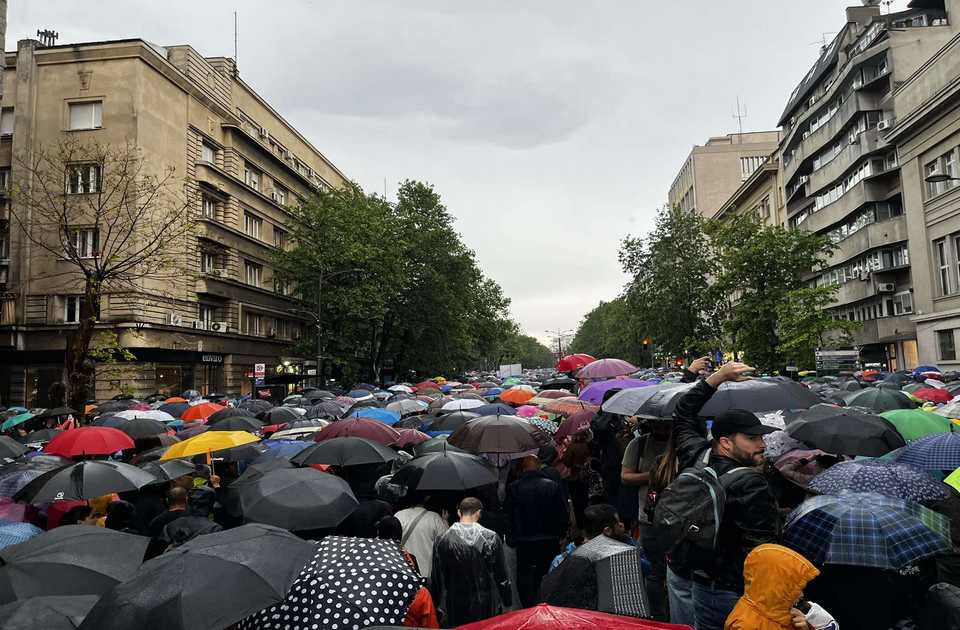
[712,152,785,226]
[667,131,781,220]
[777,1,958,370]
[0,38,349,406]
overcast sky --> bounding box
[8,0,913,347]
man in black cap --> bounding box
[670,361,780,630]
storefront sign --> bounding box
[254,363,266,378]
[257,389,272,399]
[201,354,223,364]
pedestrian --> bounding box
[145,487,188,559]
[395,496,448,580]
[159,486,223,549]
[375,515,440,629]
[670,361,780,630]
[104,500,140,535]
[431,496,512,627]
[504,454,569,607]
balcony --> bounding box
[809,129,883,195]
[827,215,908,265]
[804,178,898,234]
[850,315,915,346]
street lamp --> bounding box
[925,173,960,184]
[315,267,364,387]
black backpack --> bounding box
[647,449,749,558]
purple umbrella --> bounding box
[577,358,638,381]
[578,379,657,405]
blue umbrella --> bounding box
[914,365,941,378]
[260,439,311,460]
[808,460,949,503]
[481,388,504,399]
[470,403,515,417]
[347,389,373,399]
[157,402,189,418]
[0,520,42,550]
[784,490,951,570]
[0,413,33,432]
[349,408,401,426]
[897,432,960,471]
[90,415,126,428]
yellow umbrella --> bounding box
[946,468,960,493]
[160,431,259,461]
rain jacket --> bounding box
[504,469,569,545]
[672,378,780,593]
[724,544,819,630]
[922,582,960,630]
[431,521,511,627]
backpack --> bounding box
[647,449,749,558]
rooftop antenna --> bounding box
[36,29,57,47]
[733,97,747,138]
[233,11,238,75]
[809,32,836,54]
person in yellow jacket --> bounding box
[725,544,838,630]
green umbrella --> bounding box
[0,413,34,432]
[880,409,955,442]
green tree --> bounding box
[776,286,860,369]
[567,297,645,364]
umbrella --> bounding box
[0,438,26,461]
[937,401,960,419]
[113,409,176,423]
[414,435,467,455]
[258,439,311,461]
[787,404,905,457]
[348,408,401,425]
[541,378,578,392]
[237,399,272,414]
[897,433,960,471]
[449,414,551,453]
[515,405,540,418]
[843,388,916,412]
[385,399,428,416]
[207,416,264,433]
[304,390,336,402]
[914,388,952,404]
[554,410,596,443]
[808,460,949,503]
[783,491,951,569]
[179,402,224,422]
[578,379,656,405]
[207,407,257,425]
[0,457,71,497]
[0,525,148,603]
[23,429,61,445]
[441,398,486,412]
[914,365,942,378]
[292,437,398,467]
[239,468,358,530]
[347,389,374,401]
[465,403,514,417]
[392,450,498,492]
[577,358,637,380]
[78,524,314,630]
[0,414,33,433]
[499,389,535,405]
[536,389,573,400]
[44,427,134,458]
[240,537,423,630]
[885,372,914,386]
[838,380,863,392]
[880,409,956,442]
[543,397,599,416]
[648,379,820,418]
[925,378,947,389]
[160,431,260,461]
[0,595,98,630]
[0,521,42,550]
[89,415,126,428]
[157,402,189,418]
[555,354,596,373]
[137,459,196,483]
[116,417,170,440]
[601,383,688,417]
[268,426,327,441]
[14,461,157,503]
[258,407,301,425]
[314,419,401,445]
[303,403,343,420]
[455,603,691,630]
[92,401,133,414]
[392,428,430,449]
[387,384,413,394]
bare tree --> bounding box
[9,139,193,411]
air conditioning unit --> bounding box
[169,313,183,326]
[797,175,809,185]
[877,282,896,293]
[192,320,207,330]
[877,119,892,131]
[209,321,229,333]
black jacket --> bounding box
[672,378,779,593]
[505,469,569,546]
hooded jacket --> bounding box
[725,544,819,630]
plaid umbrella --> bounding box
[0,521,42,550]
[808,460,949,503]
[897,432,960,471]
[784,490,951,569]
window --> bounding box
[244,260,262,287]
[0,108,13,136]
[244,311,263,335]
[0,221,8,258]
[66,163,101,194]
[939,330,957,361]
[66,228,99,259]
[64,296,81,323]
[756,196,771,220]
[275,318,290,339]
[0,168,10,193]
[740,155,766,180]
[200,251,216,273]
[201,194,217,219]
[273,227,287,250]
[198,304,217,326]
[200,141,217,164]
[893,291,914,315]
[937,239,951,295]
[274,276,289,296]
[243,212,262,240]
[272,185,287,206]
[68,101,102,130]
[926,149,958,198]
[244,163,261,192]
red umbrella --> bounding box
[554,410,597,443]
[556,354,596,373]
[915,388,952,404]
[455,604,693,629]
[414,380,441,392]
[180,401,225,421]
[392,428,431,449]
[314,418,401,445]
[44,426,134,457]
[577,358,638,380]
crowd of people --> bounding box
[2,356,960,629]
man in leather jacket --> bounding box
[671,361,780,630]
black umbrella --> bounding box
[291,437,398,467]
[413,435,467,455]
[541,376,577,391]
[239,467,358,531]
[285,418,328,430]
[22,429,62,445]
[448,414,551,453]
[875,381,901,390]
[237,399,273,414]
[392,451,498,491]
[94,401,134,414]
[843,388,917,412]
[641,378,821,418]
[469,403,517,416]
[207,416,264,433]
[395,413,429,430]
[137,459,196,483]
[0,594,98,629]
[128,446,168,465]
[258,407,301,424]
[221,458,294,519]
[838,380,864,392]
[305,390,335,402]
[77,524,314,630]
[304,402,343,420]
[787,404,906,456]
[116,417,169,440]
[207,407,257,425]
[157,402,189,418]
[428,410,479,432]
[0,526,148,604]
[14,461,157,503]
[348,399,381,412]
[31,407,78,420]
[0,438,27,460]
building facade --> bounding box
[0,38,349,407]
[667,131,781,220]
[777,1,958,370]
[712,152,785,227]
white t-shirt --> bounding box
[395,506,449,578]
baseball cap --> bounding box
[712,409,779,439]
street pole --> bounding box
[316,273,323,388]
